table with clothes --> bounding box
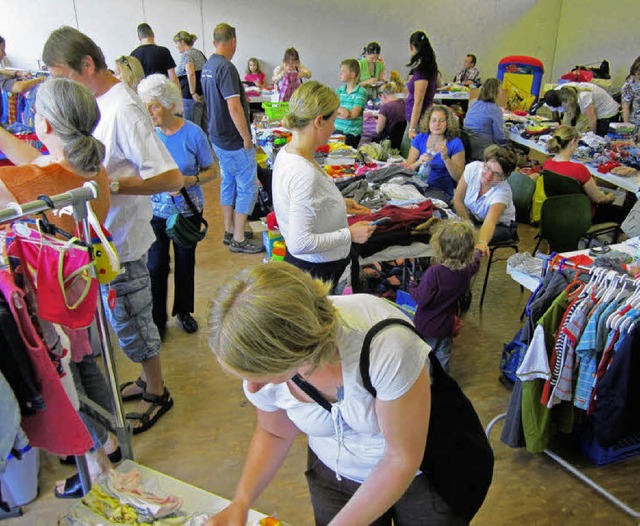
[506,124,640,194]
[63,460,280,525]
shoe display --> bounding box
[177,313,198,333]
[229,239,264,254]
[223,231,254,245]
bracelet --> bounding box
[410,127,419,132]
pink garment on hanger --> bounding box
[0,270,93,456]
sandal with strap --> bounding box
[126,389,174,435]
[119,377,147,402]
[54,472,86,499]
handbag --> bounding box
[292,318,494,523]
[165,188,208,248]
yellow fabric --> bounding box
[530,174,547,223]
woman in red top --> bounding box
[543,125,615,205]
[542,125,634,225]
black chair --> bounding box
[542,169,582,197]
[479,233,521,308]
[533,194,619,253]
[507,171,536,224]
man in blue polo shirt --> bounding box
[201,23,262,254]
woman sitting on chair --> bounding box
[542,126,630,224]
[453,145,517,256]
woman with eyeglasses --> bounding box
[272,81,375,290]
[453,145,517,255]
[114,55,145,91]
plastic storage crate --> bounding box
[576,421,640,466]
[261,102,289,120]
[395,290,417,320]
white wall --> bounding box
[0,0,637,91]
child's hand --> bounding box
[475,241,490,257]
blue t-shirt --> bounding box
[411,133,464,197]
[151,120,215,219]
[201,53,249,150]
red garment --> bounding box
[0,270,93,456]
[8,226,99,329]
[542,159,592,185]
[350,200,435,233]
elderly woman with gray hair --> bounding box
[137,74,218,337]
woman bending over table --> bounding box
[622,56,640,129]
[272,81,375,289]
[453,145,517,255]
[376,81,406,145]
[206,262,466,526]
[358,41,385,100]
[406,104,465,200]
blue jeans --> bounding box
[70,354,112,450]
[100,254,161,364]
[424,337,453,374]
[212,144,258,216]
[182,98,207,132]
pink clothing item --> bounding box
[278,71,301,102]
[63,326,94,363]
[244,72,265,86]
[0,270,93,456]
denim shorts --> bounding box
[100,254,161,363]
[212,144,258,215]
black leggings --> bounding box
[284,252,350,291]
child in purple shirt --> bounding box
[409,220,481,372]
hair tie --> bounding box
[79,130,91,137]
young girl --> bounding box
[273,48,312,102]
[409,220,481,372]
[244,57,265,87]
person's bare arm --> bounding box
[476,203,506,255]
[583,178,615,204]
[0,179,16,209]
[375,114,387,136]
[168,68,180,90]
[227,96,253,150]
[584,104,597,133]
[0,126,41,165]
[329,369,430,525]
[117,168,182,195]
[453,175,471,220]
[11,76,45,94]
[436,142,465,182]
[183,163,219,189]
[185,62,202,103]
[622,101,631,124]
[204,409,299,526]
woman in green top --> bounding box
[358,42,386,99]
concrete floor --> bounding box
[6,178,640,525]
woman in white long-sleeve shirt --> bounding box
[272,81,375,288]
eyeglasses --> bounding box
[117,56,132,72]
[483,162,504,180]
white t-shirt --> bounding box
[94,82,177,262]
[551,82,620,119]
[272,147,351,263]
[462,161,516,226]
[244,294,430,483]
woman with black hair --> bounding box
[406,31,438,140]
[358,42,385,100]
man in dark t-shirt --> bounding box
[130,23,177,82]
[201,23,262,254]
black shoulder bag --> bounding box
[292,318,494,523]
[165,188,208,248]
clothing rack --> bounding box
[487,257,640,520]
[0,182,132,505]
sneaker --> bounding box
[177,313,198,334]
[223,231,254,245]
[229,238,265,254]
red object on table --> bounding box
[597,161,620,173]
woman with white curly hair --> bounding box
[137,74,219,337]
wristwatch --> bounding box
[109,179,120,194]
